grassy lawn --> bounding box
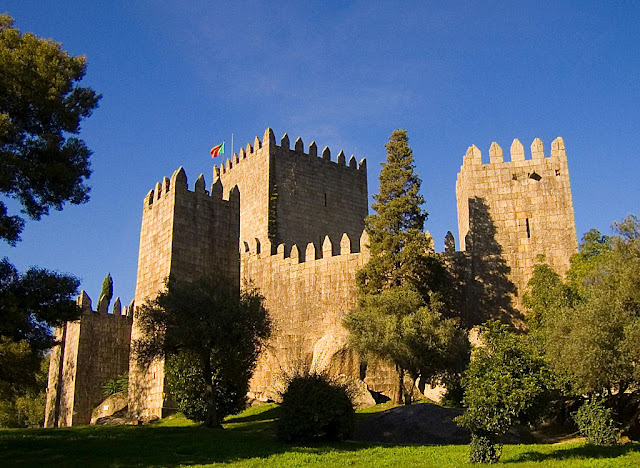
[1,404,638,467]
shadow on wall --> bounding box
[447,197,521,327]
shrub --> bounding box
[277,372,355,443]
[165,350,248,423]
[574,399,620,446]
[103,373,128,397]
[469,432,502,464]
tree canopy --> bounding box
[524,215,640,398]
[456,321,551,463]
[356,129,445,299]
[344,287,469,403]
[132,274,272,427]
[0,14,101,244]
[0,258,80,351]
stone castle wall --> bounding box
[129,168,240,419]
[456,137,578,309]
[241,232,369,399]
[44,293,132,427]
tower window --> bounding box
[555,169,561,176]
[525,218,531,238]
[324,193,327,207]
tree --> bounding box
[344,287,469,404]
[531,216,640,398]
[0,14,101,244]
[132,274,271,428]
[98,273,113,311]
[455,321,551,463]
[0,258,80,351]
[356,129,446,299]
[346,130,465,404]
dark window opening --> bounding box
[525,218,531,238]
[555,169,561,176]
[512,173,518,181]
[529,172,542,181]
[324,193,327,207]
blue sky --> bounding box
[2,1,639,304]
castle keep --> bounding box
[45,129,578,425]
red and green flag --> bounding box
[210,141,225,158]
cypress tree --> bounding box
[98,273,113,311]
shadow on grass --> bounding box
[506,442,640,464]
[0,408,378,468]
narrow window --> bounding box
[525,218,531,238]
[324,193,327,207]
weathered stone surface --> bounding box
[44,292,132,427]
[91,391,128,424]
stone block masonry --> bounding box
[456,137,578,311]
[44,293,132,427]
[46,128,580,424]
[129,167,240,419]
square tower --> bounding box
[456,137,578,310]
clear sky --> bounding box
[2,1,639,305]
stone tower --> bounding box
[214,128,368,259]
[455,137,578,309]
[129,167,240,419]
[129,129,368,418]
[44,292,132,427]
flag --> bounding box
[210,142,225,158]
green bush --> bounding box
[469,432,502,464]
[277,372,355,443]
[165,351,247,423]
[574,399,620,446]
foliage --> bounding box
[573,399,620,446]
[0,258,80,351]
[356,129,446,300]
[0,350,48,428]
[344,287,469,404]
[530,215,640,397]
[0,14,101,244]
[98,273,113,311]
[102,373,128,397]
[456,321,551,463]
[468,432,502,464]
[277,372,355,443]
[133,274,271,427]
[165,350,250,422]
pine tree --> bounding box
[357,129,444,299]
[345,130,467,405]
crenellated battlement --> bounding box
[212,128,367,181]
[241,230,369,264]
[75,290,134,319]
[461,137,566,167]
[143,167,239,208]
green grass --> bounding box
[1,404,638,467]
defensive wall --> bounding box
[44,292,132,427]
[456,137,578,310]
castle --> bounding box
[45,128,577,426]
